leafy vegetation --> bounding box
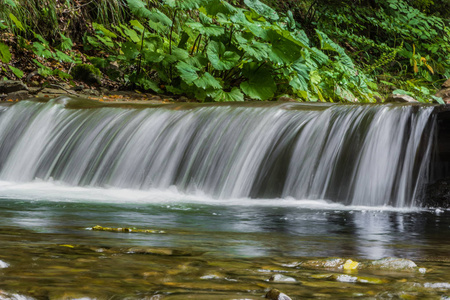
[0,0,448,103]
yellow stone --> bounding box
[343,259,359,270]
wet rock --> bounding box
[91,225,164,233]
[127,247,202,256]
[278,96,296,102]
[0,80,28,94]
[436,78,450,103]
[311,273,386,284]
[5,90,30,101]
[367,257,418,271]
[265,289,292,300]
[0,260,9,268]
[425,178,450,208]
[343,259,359,270]
[269,274,296,283]
[301,258,346,269]
[386,94,419,103]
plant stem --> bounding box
[169,9,178,55]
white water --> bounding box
[0,179,423,212]
[0,98,437,207]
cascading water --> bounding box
[0,97,437,207]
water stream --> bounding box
[0,98,448,299]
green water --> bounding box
[0,195,449,299]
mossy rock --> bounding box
[70,64,102,85]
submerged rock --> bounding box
[300,258,346,269]
[311,273,386,284]
[367,257,418,271]
[127,247,203,256]
[91,225,164,233]
[0,260,9,268]
[265,289,292,300]
[269,274,296,283]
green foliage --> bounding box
[301,0,450,102]
[0,43,12,63]
[84,0,376,102]
[71,64,102,85]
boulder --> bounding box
[386,94,419,103]
[0,80,28,94]
[265,289,292,300]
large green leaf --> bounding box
[207,41,240,71]
[212,87,244,101]
[122,42,140,60]
[240,68,276,100]
[290,61,310,92]
[164,0,206,9]
[0,43,12,63]
[176,61,199,84]
[194,72,222,90]
[235,34,269,61]
[147,8,172,34]
[202,0,237,16]
[267,30,303,64]
[244,0,279,21]
[126,0,152,19]
[184,22,225,37]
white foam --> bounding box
[0,180,423,212]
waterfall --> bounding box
[0,97,437,207]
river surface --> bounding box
[0,182,449,299]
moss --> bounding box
[70,64,102,85]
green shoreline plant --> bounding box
[0,0,448,103]
[84,0,377,102]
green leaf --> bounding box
[290,62,310,92]
[147,9,172,34]
[8,65,24,78]
[33,42,52,58]
[129,20,144,31]
[184,22,225,37]
[203,0,237,16]
[207,41,240,71]
[122,41,140,60]
[0,43,12,63]
[54,50,74,63]
[194,72,222,89]
[212,87,244,102]
[240,68,276,100]
[136,76,162,93]
[164,0,206,10]
[235,35,269,61]
[431,95,445,104]
[268,30,303,64]
[126,0,153,19]
[121,25,140,43]
[392,89,412,96]
[176,61,199,84]
[93,23,117,39]
[59,34,73,51]
[9,13,25,31]
[244,0,279,21]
